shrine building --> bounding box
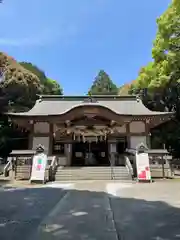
[7,95,173,166]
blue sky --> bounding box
[0,0,171,95]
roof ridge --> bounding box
[38,95,138,101]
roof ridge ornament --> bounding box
[82,97,98,103]
[136,95,141,102]
[36,144,45,153]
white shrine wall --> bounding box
[34,122,50,134]
[130,136,147,149]
[129,121,145,133]
[32,136,50,153]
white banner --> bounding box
[30,153,47,182]
[136,152,151,181]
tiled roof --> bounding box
[7,95,173,117]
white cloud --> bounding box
[0,37,44,47]
[0,25,79,47]
[0,0,108,48]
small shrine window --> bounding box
[75,152,83,157]
[52,140,65,155]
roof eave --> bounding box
[6,112,174,118]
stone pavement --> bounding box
[33,190,118,240]
[110,181,180,240]
[0,186,67,240]
[1,180,180,240]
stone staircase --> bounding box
[55,166,132,181]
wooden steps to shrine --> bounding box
[55,166,131,181]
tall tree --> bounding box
[131,0,180,99]
[0,53,42,112]
[88,70,118,95]
[128,0,180,155]
[20,62,63,95]
[0,53,63,157]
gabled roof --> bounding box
[7,95,174,117]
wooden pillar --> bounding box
[28,121,34,149]
[68,143,72,166]
[65,143,72,166]
[126,123,131,148]
[145,120,151,148]
[49,123,53,155]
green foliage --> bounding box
[131,0,180,94]
[20,62,63,95]
[88,70,118,95]
[129,0,180,155]
[44,78,63,95]
[0,53,42,112]
[20,62,47,83]
[0,53,63,157]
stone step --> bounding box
[55,177,130,181]
[55,170,129,174]
[55,167,128,171]
[55,171,129,174]
[55,166,131,181]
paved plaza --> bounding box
[0,180,180,239]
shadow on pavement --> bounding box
[0,186,180,240]
[0,179,12,187]
[0,187,67,240]
[110,195,180,240]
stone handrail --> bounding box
[124,155,134,179]
[49,156,58,181]
[109,153,115,180]
[50,156,58,168]
[4,157,13,177]
[125,148,137,155]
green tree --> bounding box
[20,62,47,83]
[0,53,42,112]
[45,78,63,95]
[0,53,42,156]
[128,0,180,155]
[131,0,180,95]
[20,62,63,95]
[0,53,63,157]
[88,70,118,95]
